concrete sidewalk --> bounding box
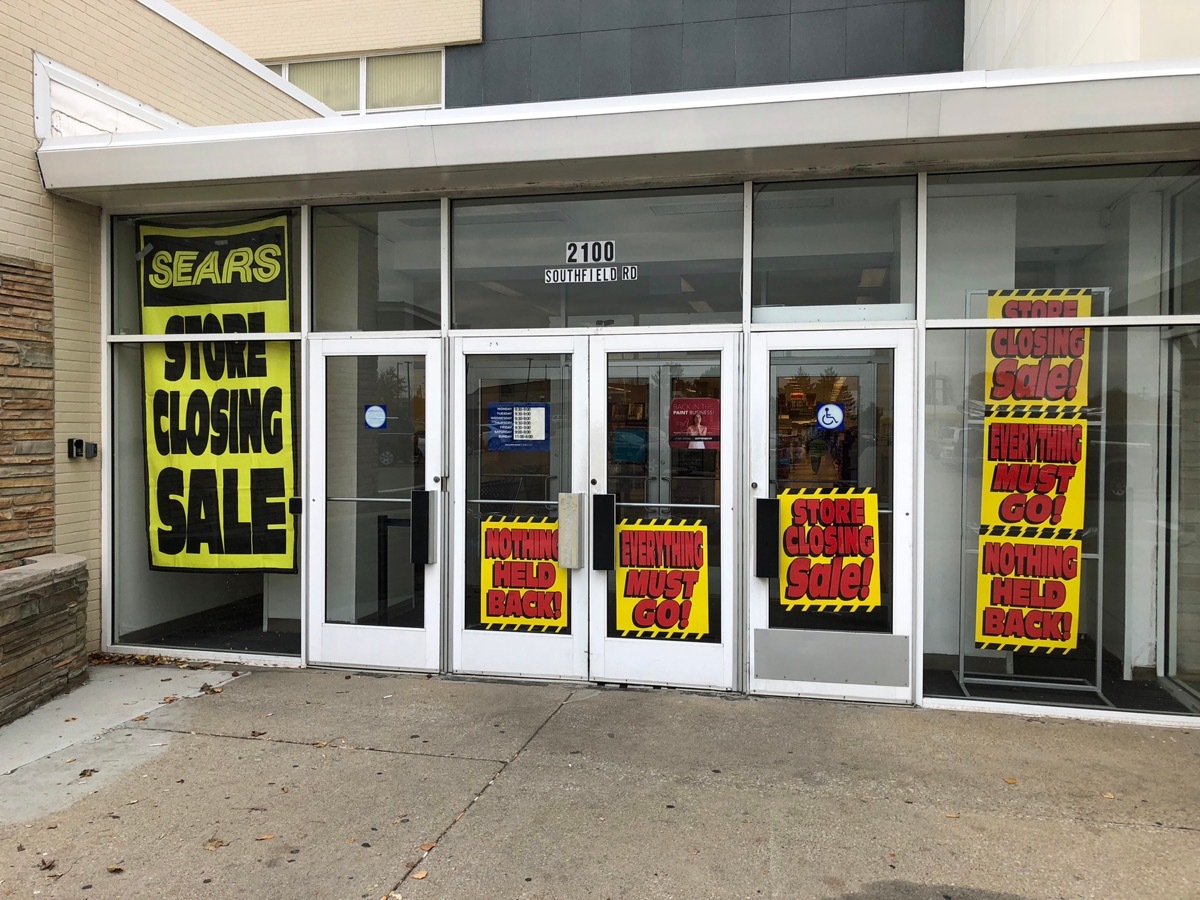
[1,666,1197,899]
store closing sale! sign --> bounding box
[615,519,710,639]
[778,488,881,612]
[976,289,1091,652]
[480,518,569,631]
[139,216,297,572]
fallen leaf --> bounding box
[411,871,428,880]
[420,842,436,852]
[106,865,124,874]
[79,769,98,778]
[37,859,55,871]
[131,716,147,722]
[281,787,289,793]
[255,835,275,841]
[1103,792,1115,800]
[64,717,76,723]
[199,683,222,695]
[65,758,76,763]
[16,844,24,852]
[203,838,228,851]
[312,741,329,749]
[1004,778,1018,785]
[128,800,139,805]
[162,696,179,704]
[251,730,267,737]
[944,813,960,819]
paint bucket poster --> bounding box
[138,216,297,572]
[615,520,710,639]
[480,518,568,631]
[777,488,881,612]
[669,398,719,450]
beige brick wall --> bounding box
[171,0,482,60]
[1,0,321,649]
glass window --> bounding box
[367,52,441,109]
[111,211,299,335]
[768,349,894,633]
[289,58,359,113]
[922,323,1200,715]
[312,202,441,332]
[112,339,301,656]
[109,211,302,656]
[752,177,916,322]
[452,187,743,329]
[325,356,427,627]
[927,164,1200,318]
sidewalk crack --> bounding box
[387,689,575,894]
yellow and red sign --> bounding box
[977,289,1091,652]
[139,216,297,572]
[778,488,881,612]
[480,517,568,631]
[615,519,709,639]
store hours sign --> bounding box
[544,239,639,284]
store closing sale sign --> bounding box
[139,216,297,572]
[977,289,1091,652]
[777,488,881,612]
[479,518,569,631]
[615,520,710,639]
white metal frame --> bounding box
[307,336,444,670]
[450,333,591,680]
[587,330,741,691]
[746,327,918,702]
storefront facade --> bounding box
[38,62,1200,721]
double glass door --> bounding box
[452,332,738,689]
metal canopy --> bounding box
[36,62,1200,212]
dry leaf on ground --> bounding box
[420,842,436,852]
[1103,792,1115,799]
[411,871,428,880]
[78,769,98,778]
[203,838,228,851]
[256,835,275,841]
[106,865,124,874]
[944,813,960,819]
[1004,778,1018,785]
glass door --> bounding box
[747,330,915,701]
[308,337,443,670]
[451,335,590,680]
[588,331,738,690]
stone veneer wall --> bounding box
[0,554,88,727]
[0,255,55,568]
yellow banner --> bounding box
[480,518,568,631]
[615,520,709,639]
[976,533,1081,652]
[980,413,1088,531]
[139,216,297,572]
[984,290,1090,407]
[778,488,881,612]
[977,289,1091,652]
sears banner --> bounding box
[479,517,569,631]
[778,488,881,613]
[615,519,710,639]
[139,216,297,572]
[976,289,1091,652]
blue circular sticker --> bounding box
[364,405,387,429]
[816,403,845,431]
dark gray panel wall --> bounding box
[446,0,963,108]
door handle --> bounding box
[592,493,616,571]
[755,497,779,578]
[410,489,437,565]
[557,493,585,570]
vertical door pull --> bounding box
[592,493,616,571]
[755,497,780,578]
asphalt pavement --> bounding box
[1,663,1198,899]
